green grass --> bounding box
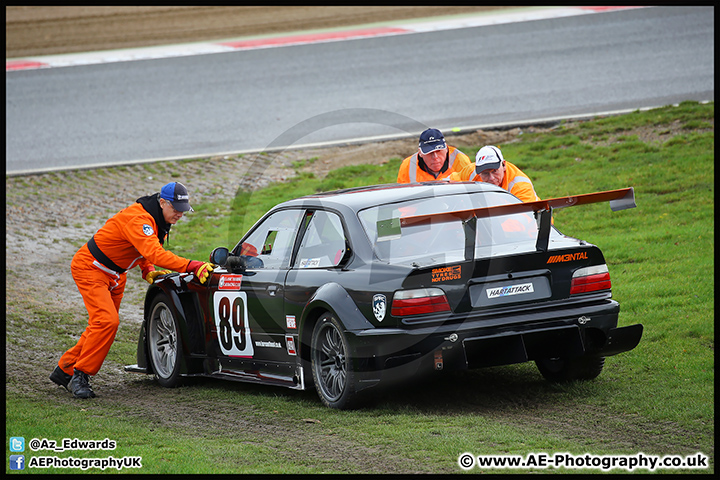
[5,396,320,474]
[6,101,713,474]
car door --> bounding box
[284,209,351,322]
[209,208,304,382]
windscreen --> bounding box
[358,191,555,267]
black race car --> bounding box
[125,182,642,409]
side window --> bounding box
[294,211,347,269]
[237,209,303,269]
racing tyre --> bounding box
[535,355,605,383]
[311,313,360,409]
[147,293,183,387]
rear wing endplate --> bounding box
[399,187,636,255]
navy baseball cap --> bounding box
[160,182,194,212]
[475,146,505,175]
[418,128,447,155]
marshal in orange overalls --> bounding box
[397,146,471,183]
[451,160,541,203]
[58,198,193,377]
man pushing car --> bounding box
[50,182,214,399]
[450,145,541,203]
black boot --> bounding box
[70,369,96,399]
[50,366,72,392]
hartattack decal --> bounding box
[486,283,534,299]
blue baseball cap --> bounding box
[160,182,193,212]
[418,128,447,155]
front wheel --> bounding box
[535,355,605,383]
[310,313,360,409]
[147,293,183,387]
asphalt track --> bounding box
[5,6,714,175]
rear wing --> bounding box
[399,188,636,256]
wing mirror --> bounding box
[209,247,229,266]
[209,246,249,274]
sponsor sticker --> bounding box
[286,315,297,329]
[434,350,444,371]
[254,340,281,348]
[486,282,534,299]
[218,274,243,290]
[432,265,462,283]
[286,335,297,356]
[373,294,386,322]
[299,258,321,268]
[142,224,154,236]
[547,251,588,263]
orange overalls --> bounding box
[397,146,471,183]
[451,160,541,203]
[59,199,192,377]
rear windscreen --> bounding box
[358,191,558,267]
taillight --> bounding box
[391,288,451,316]
[570,264,611,295]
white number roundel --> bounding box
[213,292,254,357]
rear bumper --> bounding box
[347,299,642,388]
[461,323,643,369]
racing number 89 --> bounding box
[218,296,246,351]
[213,291,253,357]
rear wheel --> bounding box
[535,355,605,383]
[147,293,183,387]
[311,313,360,409]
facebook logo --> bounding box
[10,437,25,452]
[10,455,25,470]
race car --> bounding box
[125,181,643,409]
